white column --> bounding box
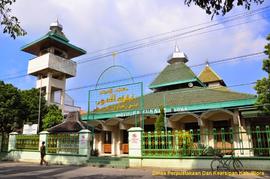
[244,123,254,157]
[92,135,96,152]
[50,90,55,103]
[39,131,49,151]
[60,75,66,113]
[8,132,18,151]
[128,127,143,167]
[233,110,253,157]
[111,128,117,156]
[116,129,121,156]
[200,125,208,146]
[79,129,91,156]
[119,130,123,155]
[45,73,52,104]
[97,134,102,154]
[207,121,214,148]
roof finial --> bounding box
[50,18,63,31]
[206,59,209,66]
[174,41,180,52]
[167,42,188,64]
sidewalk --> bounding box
[0,161,268,179]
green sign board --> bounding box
[88,82,144,125]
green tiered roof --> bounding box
[198,65,226,86]
[143,87,255,109]
[149,45,204,90]
[82,45,257,120]
[92,87,255,113]
[83,87,256,120]
[21,21,86,58]
[149,62,204,89]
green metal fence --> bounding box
[15,134,39,151]
[142,126,270,158]
[47,133,79,154]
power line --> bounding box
[77,6,270,64]
[1,6,268,81]
[2,74,28,81]
[1,49,264,94]
[77,16,268,65]
[65,51,264,92]
[77,5,270,60]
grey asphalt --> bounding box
[0,162,269,179]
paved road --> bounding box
[0,162,269,179]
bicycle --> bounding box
[210,153,244,173]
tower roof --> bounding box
[50,19,63,31]
[167,45,188,64]
[149,62,203,90]
[149,45,203,90]
[21,20,86,58]
[198,64,226,86]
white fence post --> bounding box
[128,127,143,167]
[8,132,18,151]
[39,131,49,151]
[79,129,91,156]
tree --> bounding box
[20,88,47,125]
[0,80,21,135]
[254,34,270,113]
[155,106,165,132]
[184,0,264,18]
[42,105,63,130]
[0,0,26,39]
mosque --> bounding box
[81,44,265,156]
[23,21,268,158]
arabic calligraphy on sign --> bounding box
[115,87,128,92]
[93,103,139,112]
[99,87,128,95]
[94,86,140,112]
[96,94,136,106]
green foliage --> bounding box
[0,80,21,134]
[0,0,26,39]
[42,105,63,130]
[155,106,165,132]
[0,81,49,134]
[20,88,47,125]
[184,0,264,18]
[176,131,196,156]
[195,144,221,156]
[254,34,270,113]
[90,149,99,156]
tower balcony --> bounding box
[28,53,76,78]
[36,77,65,90]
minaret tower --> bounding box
[21,20,86,111]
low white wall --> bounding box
[7,150,88,165]
[130,158,270,170]
[142,159,211,169]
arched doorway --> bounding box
[201,109,234,154]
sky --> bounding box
[0,0,270,111]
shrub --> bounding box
[91,149,99,156]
